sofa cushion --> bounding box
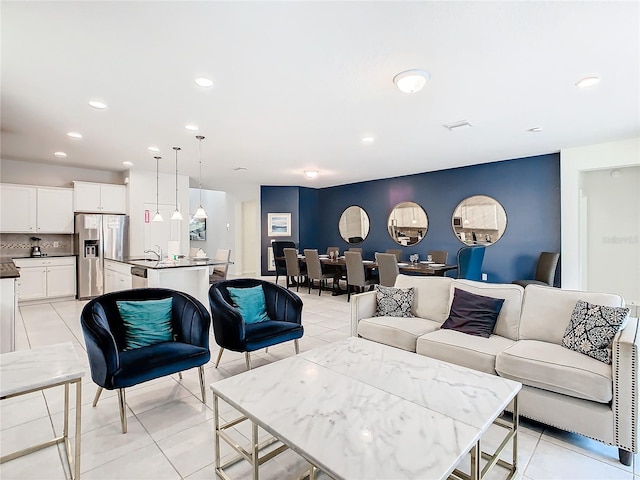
[441,288,504,338]
[394,275,452,322]
[452,280,523,341]
[357,316,440,352]
[519,284,624,345]
[495,340,613,403]
[375,285,415,318]
[562,300,629,364]
[416,329,516,375]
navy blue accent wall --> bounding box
[260,186,300,275]
[261,153,561,283]
[299,187,320,250]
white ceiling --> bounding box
[2,1,639,190]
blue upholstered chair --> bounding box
[209,279,304,370]
[272,241,296,286]
[80,288,211,433]
[457,245,486,281]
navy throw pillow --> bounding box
[441,288,505,338]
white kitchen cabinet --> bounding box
[0,184,37,232]
[73,181,127,214]
[104,260,132,293]
[36,187,74,233]
[0,184,73,233]
[464,204,498,230]
[14,257,76,302]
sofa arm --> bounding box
[612,316,639,454]
[350,291,377,337]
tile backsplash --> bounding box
[0,233,74,257]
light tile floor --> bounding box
[1,277,637,480]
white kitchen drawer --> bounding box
[104,259,133,276]
[14,257,76,268]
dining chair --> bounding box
[326,246,340,257]
[345,251,377,301]
[348,247,362,253]
[375,252,399,287]
[272,241,296,285]
[284,248,306,291]
[427,250,448,264]
[456,245,486,281]
[209,248,231,284]
[304,249,335,295]
[385,249,402,262]
[512,252,560,287]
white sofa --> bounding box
[350,274,639,465]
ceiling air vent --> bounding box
[443,120,472,131]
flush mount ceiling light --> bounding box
[152,156,164,222]
[122,161,134,166]
[393,69,430,93]
[148,146,160,152]
[234,166,248,171]
[528,127,543,133]
[443,120,472,131]
[185,124,199,131]
[67,131,82,139]
[54,151,67,158]
[361,136,375,144]
[88,100,107,109]
[171,147,183,221]
[575,76,601,88]
[195,77,214,88]
[193,135,208,220]
[304,170,319,179]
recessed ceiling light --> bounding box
[185,124,199,131]
[67,131,82,139]
[88,100,107,109]
[361,136,375,144]
[443,120,472,131]
[528,127,543,133]
[304,170,319,179]
[148,146,160,152]
[393,69,430,94]
[575,76,601,88]
[233,166,248,171]
[195,77,214,88]
[122,161,134,166]
[54,151,67,158]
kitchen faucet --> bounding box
[144,245,162,261]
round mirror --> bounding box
[387,202,428,246]
[452,195,507,246]
[339,206,370,244]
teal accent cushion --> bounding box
[116,297,174,350]
[228,285,270,324]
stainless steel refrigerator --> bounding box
[75,213,129,299]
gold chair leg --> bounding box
[118,389,127,434]
[215,347,224,367]
[245,352,252,370]
[198,365,206,403]
[92,386,103,407]
[294,339,300,354]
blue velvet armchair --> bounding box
[209,279,304,370]
[457,245,486,281]
[80,288,211,433]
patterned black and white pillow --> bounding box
[562,299,629,364]
[375,285,415,318]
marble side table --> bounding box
[0,342,85,479]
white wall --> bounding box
[128,169,189,258]
[561,137,640,305]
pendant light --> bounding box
[171,146,183,220]
[152,156,163,222]
[193,135,208,219]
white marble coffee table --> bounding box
[211,337,521,480]
[0,342,84,479]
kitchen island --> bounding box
[107,257,232,312]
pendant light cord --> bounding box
[173,147,181,211]
[196,135,205,205]
[155,156,160,212]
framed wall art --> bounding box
[267,212,291,236]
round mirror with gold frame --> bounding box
[452,195,507,246]
[387,202,428,246]
[339,205,370,244]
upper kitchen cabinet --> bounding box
[73,181,127,214]
[0,184,73,233]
